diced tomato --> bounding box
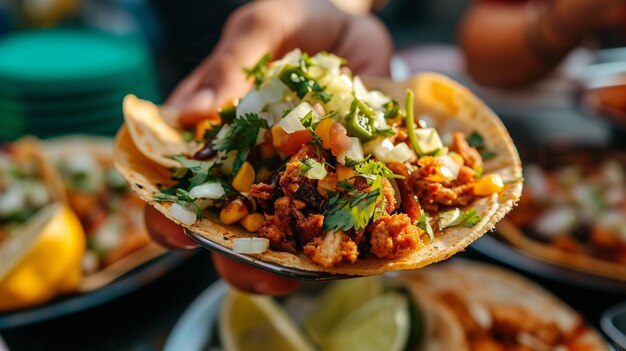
[329,122,351,156]
[280,130,313,155]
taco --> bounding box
[399,261,607,350]
[43,136,166,290]
[115,50,522,274]
[501,148,626,281]
[0,137,65,244]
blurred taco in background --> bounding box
[500,149,626,281]
[115,50,522,275]
[399,261,607,350]
[0,137,65,244]
[43,136,166,291]
[0,138,85,311]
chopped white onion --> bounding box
[368,91,390,109]
[0,186,25,216]
[337,137,364,165]
[233,237,270,254]
[237,90,265,117]
[280,102,314,133]
[387,143,414,163]
[260,78,287,104]
[189,182,225,199]
[93,218,123,251]
[436,154,462,180]
[373,111,388,130]
[267,102,295,125]
[306,162,327,180]
[312,103,325,119]
[533,207,577,239]
[363,138,394,161]
[82,250,100,274]
[525,164,548,202]
[312,53,342,74]
[169,203,197,225]
[24,181,50,208]
[352,76,369,101]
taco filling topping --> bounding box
[153,51,503,267]
[52,146,150,273]
[0,143,52,243]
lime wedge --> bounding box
[304,276,383,344]
[322,292,410,351]
[219,290,315,351]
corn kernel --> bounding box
[314,118,334,150]
[239,213,265,232]
[233,162,255,192]
[473,174,504,196]
[336,164,356,186]
[271,125,287,148]
[220,200,250,225]
[317,173,338,196]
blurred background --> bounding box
[0,0,625,350]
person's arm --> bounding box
[147,0,392,295]
[459,0,625,88]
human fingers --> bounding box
[144,204,198,249]
[211,254,299,295]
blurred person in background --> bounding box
[459,0,626,87]
[145,0,392,295]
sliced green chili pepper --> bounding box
[278,64,323,98]
[405,89,424,156]
[345,97,376,141]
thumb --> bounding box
[167,4,285,127]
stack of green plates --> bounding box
[0,29,161,141]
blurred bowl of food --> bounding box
[165,261,608,351]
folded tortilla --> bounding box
[398,261,607,350]
[115,72,523,275]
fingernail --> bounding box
[184,88,215,113]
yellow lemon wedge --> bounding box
[219,290,315,351]
[0,203,85,311]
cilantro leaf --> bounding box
[213,113,269,175]
[417,211,435,241]
[311,91,333,103]
[243,52,270,88]
[382,99,403,119]
[354,159,405,181]
[298,158,316,175]
[458,208,481,227]
[467,131,484,149]
[153,188,203,220]
[481,150,497,160]
[324,181,381,231]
